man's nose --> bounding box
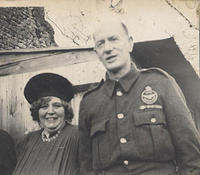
[104,41,112,53]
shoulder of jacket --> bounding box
[82,79,104,98]
[140,67,170,78]
[0,129,13,142]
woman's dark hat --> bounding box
[24,73,74,104]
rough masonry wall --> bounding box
[0,7,57,50]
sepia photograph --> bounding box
[0,0,199,174]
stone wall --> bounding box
[0,7,57,50]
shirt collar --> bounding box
[105,63,140,97]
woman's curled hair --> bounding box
[30,96,74,123]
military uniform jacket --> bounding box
[79,66,200,175]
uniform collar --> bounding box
[105,63,140,97]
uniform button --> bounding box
[151,117,157,123]
[116,91,123,96]
[117,113,124,119]
[120,138,127,143]
[123,160,129,165]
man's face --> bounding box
[94,23,133,73]
[38,96,65,133]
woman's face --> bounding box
[38,96,65,133]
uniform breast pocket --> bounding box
[133,110,175,161]
[90,118,110,169]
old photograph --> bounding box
[0,0,199,174]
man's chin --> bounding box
[106,65,121,73]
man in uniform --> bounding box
[78,20,200,175]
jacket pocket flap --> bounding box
[134,111,166,126]
[90,119,109,137]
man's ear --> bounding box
[128,36,134,52]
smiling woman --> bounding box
[38,97,66,133]
[12,73,80,175]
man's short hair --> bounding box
[93,20,130,42]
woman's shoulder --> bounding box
[26,129,41,138]
[67,124,78,130]
[62,124,79,139]
[15,129,42,156]
[19,129,41,144]
[0,129,14,142]
[67,124,78,131]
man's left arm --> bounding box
[163,76,200,175]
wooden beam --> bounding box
[0,46,93,54]
[0,52,62,66]
[0,47,94,65]
[0,49,98,76]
